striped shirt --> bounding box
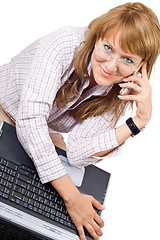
[0,26,121,184]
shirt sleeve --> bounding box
[15,26,87,184]
[16,39,67,184]
[67,113,123,167]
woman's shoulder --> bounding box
[38,26,88,64]
[49,25,88,41]
[58,25,88,35]
[41,26,88,49]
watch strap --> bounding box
[126,117,140,137]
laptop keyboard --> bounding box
[0,157,76,231]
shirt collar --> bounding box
[87,61,92,76]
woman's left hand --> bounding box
[118,63,152,129]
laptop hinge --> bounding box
[0,120,4,137]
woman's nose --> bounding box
[104,58,118,73]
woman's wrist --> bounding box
[50,174,80,204]
[132,115,148,129]
[115,115,147,145]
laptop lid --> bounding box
[0,121,110,240]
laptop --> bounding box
[0,121,111,240]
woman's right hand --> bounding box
[65,192,105,240]
[51,174,105,240]
[118,63,152,129]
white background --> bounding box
[0,0,159,239]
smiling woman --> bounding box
[91,38,142,85]
[0,2,160,240]
[67,2,160,125]
[94,39,142,75]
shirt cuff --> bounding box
[91,144,123,162]
[93,128,119,153]
[33,154,67,184]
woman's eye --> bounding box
[103,44,112,53]
[123,57,134,65]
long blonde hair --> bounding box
[55,2,160,126]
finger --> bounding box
[119,83,142,95]
[118,94,138,101]
[85,223,100,240]
[92,197,105,211]
[119,82,141,91]
[90,220,103,237]
[77,225,87,240]
[94,212,104,228]
[123,75,142,85]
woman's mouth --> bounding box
[99,66,115,78]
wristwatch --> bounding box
[126,117,144,137]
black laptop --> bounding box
[0,121,110,240]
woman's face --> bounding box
[90,35,142,87]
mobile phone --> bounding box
[119,62,143,96]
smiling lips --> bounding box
[99,65,115,78]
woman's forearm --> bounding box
[50,174,105,240]
[50,174,80,203]
[115,115,145,145]
[92,116,145,158]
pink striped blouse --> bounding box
[0,26,121,184]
